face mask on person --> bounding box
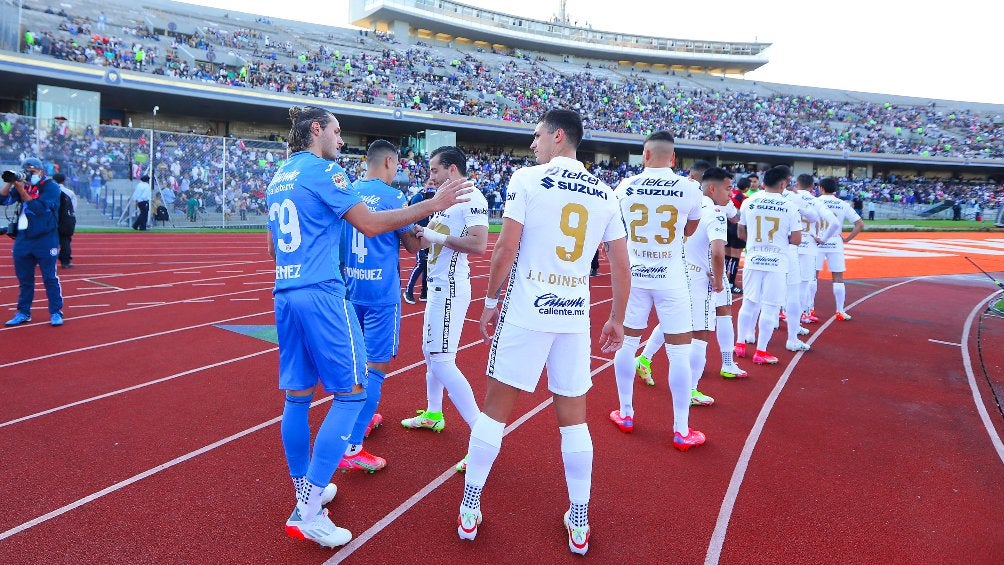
[29,174,41,185]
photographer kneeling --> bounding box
[1,157,65,326]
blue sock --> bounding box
[305,390,367,488]
[281,392,313,478]
[349,368,385,445]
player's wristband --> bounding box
[484,298,499,309]
[423,229,447,245]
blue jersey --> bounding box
[266,151,361,294]
[341,178,410,306]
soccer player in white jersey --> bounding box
[633,159,709,386]
[734,165,802,365]
[780,175,820,351]
[634,161,747,384]
[684,168,748,401]
[462,110,630,555]
[792,175,839,329]
[815,177,864,320]
[608,131,704,451]
[401,146,489,449]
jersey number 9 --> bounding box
[557,203,589,262]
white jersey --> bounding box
[499,156,625,333]
[684,195,728,274]
[614,168,702,289]
[794,190,838,255]
[817,194,861,251]
[738,191,801,273]
[426,188,489,293]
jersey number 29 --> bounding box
[269,199,302,253]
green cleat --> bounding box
[635,355,654,386]
[401,409,445,432]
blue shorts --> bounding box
[274,283,367,393]
[353,302,401,364]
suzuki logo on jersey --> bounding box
[541,177,555,189]
[631,177,680,188]
[634,188,684,197]
[557,181,607,199]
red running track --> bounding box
[0,232,1001,563]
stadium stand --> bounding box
[12,0,1003,159]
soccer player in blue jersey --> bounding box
[268,106,472,548]
[338,139,420,473]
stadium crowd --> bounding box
[2,112,1001,223]
[18,7,1004,160]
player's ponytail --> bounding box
[287,106,333,153]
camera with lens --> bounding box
[0,221,16,239]
[2,170,27,183]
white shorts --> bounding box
[422,286,471,353]
[786,247,801,286]
[798,252,817,281]
[816,249,846,273]
[687,266,717,332]
[487,324,591,397]
[742,270,786,307]
[624,285,692,334]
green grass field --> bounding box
[864,219,1001,230]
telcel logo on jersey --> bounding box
[534,293,587,316]
[276,264,302,280]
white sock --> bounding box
[429,354,479,428]
[809,279,818,311]
[465,414,504,491]
[559,423,593,515]
[833,282,846,313]
[641,324,664,360]
[345,443,362,456]
[786,284,803,343]
[800,281,813,314]
[737,298,760,344]
[716,315,735,366]
[689,338,708,390]
[757,305,780,352]
[424,351,444,413]
[665,343,692,434]
[613,335,641,417]
[300,481,326,521]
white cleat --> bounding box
[285,507,352,548]
[786,339,811,352]
[321,483,338,505]
[458,507,482,540]
[563,510,591,555]
[797,326,810,336]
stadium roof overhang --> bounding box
[350,1,769,73]
[1,53,1000,174]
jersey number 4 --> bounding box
[269,199,302,253]
[351,228,368,264]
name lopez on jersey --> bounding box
[540,168,607,199]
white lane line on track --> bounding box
[704,276,926,565]
[231,298,260,301]
[0,260,269,293]
[0,297,616,543]
[960,290,1004,465]
[326,358,616,565]
[0,287,270,334]
[0,310,274,369]
[929,339,962,347]
[127,302,165,306]
[82,279,124,291]
[191,283,225,286]
[0,337,483,542]
[67,304,111,308]
[0,349,277,429]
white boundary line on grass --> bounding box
[960,290,1004,465]
[703,276,925,565]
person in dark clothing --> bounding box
[404,184,435,303]
[1,157,65,326]
[53,173,76,267]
